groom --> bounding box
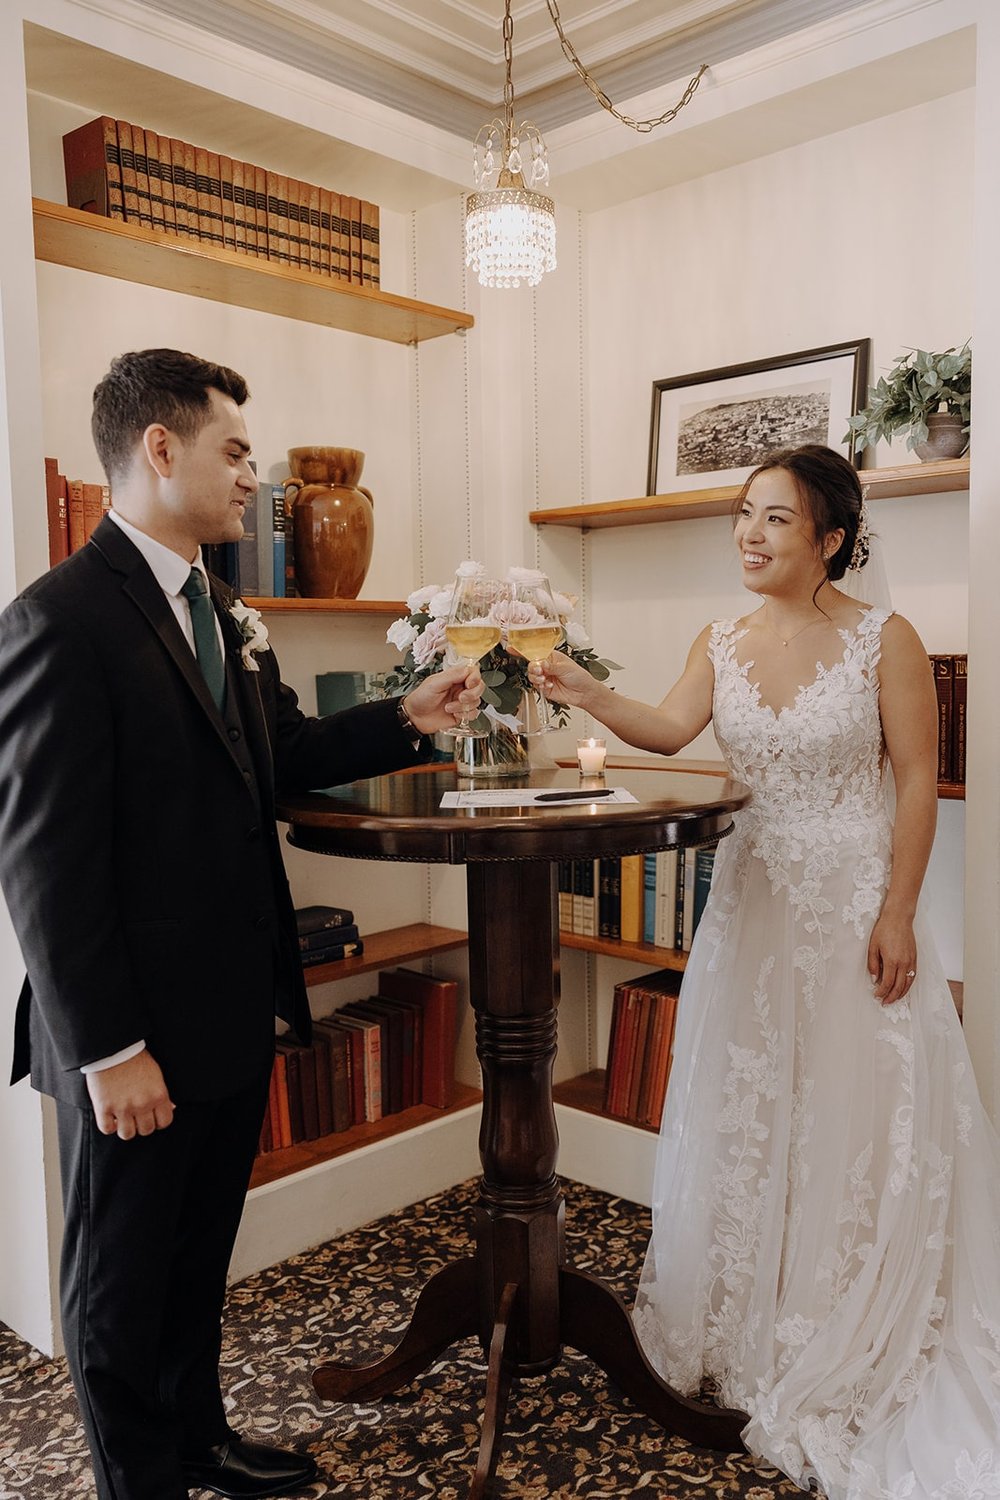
[0,348,481,1500]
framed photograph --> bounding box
[647,339,871,495]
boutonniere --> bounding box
[228,600,270,673]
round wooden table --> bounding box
[278,762,751,1497]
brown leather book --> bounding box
[116,121,140,224]
[266,171,289,263]
[276,1040,306,1143]
[252,164,269,258]
[271,1050,292,1149]
[81,483,104,542]
[63,115,124,221]
[286,177,305,269]
[305,181,323,274]
[230,158,248,255]
[360,199,379,287]
[646,992,679,1130]
[347,195,362,283]
[342,1000,399,1114]
[66,479,86,554]
[44,457,68,568]
[370,996,419,1110]
[929,655,954,783]
[297,1041,320,1140]
[325,1024,352,1132]
[310,1029,333,1136]
[316,1017,363,1125]
[138,129,162,231]
[317,187,333,276]
[377,968,458,1109]
[148,131,175,234]
[129,127,153,230]
[952,655,967,785]
[218,154,236,250]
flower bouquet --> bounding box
[384,562,620,738]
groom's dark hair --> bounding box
[92,348,249,483]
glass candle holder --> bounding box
[576,737,607,775]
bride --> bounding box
[527,445,1000,1499]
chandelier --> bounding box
[464,0,709,292]
[464,1,555,290]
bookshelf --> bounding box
[300,921,466,987]
[32,199,474,346]
[529,457,970,530]
[243,597,405,615]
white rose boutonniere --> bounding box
[229,600,270,673]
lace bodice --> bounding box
[710,608,893,859]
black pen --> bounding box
[534,788,615,802]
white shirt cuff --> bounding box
[80,1040,147,1075]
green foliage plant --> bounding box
[845,342,971,454]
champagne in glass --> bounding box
[444,571,505,739]
[506,570,564,734]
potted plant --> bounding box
[845,342,970,461]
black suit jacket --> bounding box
[0,518,426,1106]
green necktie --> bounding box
[181,568,227,712]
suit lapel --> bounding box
[90,519,256,785]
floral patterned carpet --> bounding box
[0,1178,800,1499]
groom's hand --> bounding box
[404,663,484,734]
[86,1050,176,1140]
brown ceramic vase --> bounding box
[283,447,374,598]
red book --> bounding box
[66,479,86,554]
[377,968,458,1109]
[316,1017,363,1126]
[646,992,680,1130]
[82,482,104,542]
[276,1040,305,1143]
[271,1050,292,1148]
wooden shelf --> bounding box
[553,1069,657,1134]
[250,1082,481,1190]
[561,931,688,970]
[938,782,966,800]
[301,922,467,987]
[32,199,474,346]
[530,457,970,530]
[242,596,405,615]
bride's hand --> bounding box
[526,652,596,710]
[867,912,917,1005]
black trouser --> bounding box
[56,1073,271,1500]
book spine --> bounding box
[691,846,716,939]
[348,196,362,283]
[130,127,153,230]
[361,199,379,287]
[333,192,350,281]
[81,482,104,542]
[285,176,303,268]
[253,165,269,258]
[653,849,676,950]
[236,479,259,595]
[311,1033,333,1137]
[44,457,69,567]
[298,924,360,953]
[66,479,86,554]
[298,1044,320,1140]
[272,485,286,598]
[642,854,657,944]
[139,129,163,231]
[231,158,249,255]
[266,171,289,263]
[603,985,625,1112]
[952,655,967,785]
[273,1051,292,1148]
[619,854,643,945]
[116,121,140,224]
[63,115,125,221]
[167,140,191,238]
[929,655,954,783]
[218,154,236,250]
[328,1029,352,1132]
[681,848,697,952]
[295,905,356,935]
[301,941,363,967]
[150,132,176,234]
[182,141,200,241]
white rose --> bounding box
[563,620,590,648]
[386,617,418,652]
[506,565,546,586]
[406,584,440,612]
[427,588,455,619]
[551,590,577,619]
[455,559,485,579]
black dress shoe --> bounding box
[182,1435,319,1498]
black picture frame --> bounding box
[647,338,871,495]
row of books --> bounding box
[603,969,682,1128]
[44,457,109,565]
[257,965,458,1155]
[296,904,363,966]
[930,654,968,785]
[202,483,297,599]
[63,115,381,286]
[558,847,717,949]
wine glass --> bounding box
[444,572,506,739]
[505,571,564,734]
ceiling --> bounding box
[130,0,874,136]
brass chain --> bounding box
[544,0,708,134]
[503,2,515,136]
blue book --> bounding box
[643,854,657,944]
[691,847,717,938]
[236,482,259,596]
[271,484,286,598]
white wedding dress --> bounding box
[633,607,1000,1500]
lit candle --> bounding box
[576,737,607,775]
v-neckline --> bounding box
[733,616,864,719]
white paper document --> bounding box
[439,787,639,808]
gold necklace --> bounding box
[761,611,824,648]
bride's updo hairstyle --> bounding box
[734,444,868,580]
